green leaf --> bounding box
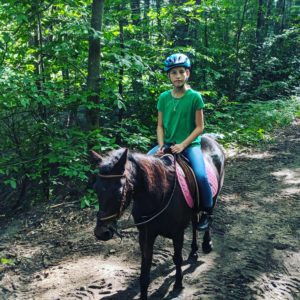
[0,257,15,265]
[4,179,17,189]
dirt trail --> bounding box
[0,120,300,300]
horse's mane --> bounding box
[129,152,175,195]
[99,149,175,196]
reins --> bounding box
[122,174,177,229]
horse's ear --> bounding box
[112,148,128,172]
[90,150,103,164]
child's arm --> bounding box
[156,112,165,153]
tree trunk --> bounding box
[230,0,249,99]
[143,0,150,42]
[130,0,143,102]
[274,0,286,33]
[86,0,105,130]
[285,0,292,28]
[118,3,125,122]
[256,0,265,46]
[264,0,274,37]
[156,0,163,45]
[202,11,209,88]
[32,3,50,201]
[280,0,287,32]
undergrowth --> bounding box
[205,96,300,147]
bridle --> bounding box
[97,172,128,222]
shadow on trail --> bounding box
[101,258,203,300]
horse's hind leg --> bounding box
[202,229,213,253]
[172,233,184,290]
[139,229,156,300]
[189,216,199,260]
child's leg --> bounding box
[183,145,213,208]
[147,145,160,155]
[147,143,172,156]
[183,145,213,231]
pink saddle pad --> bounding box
[176,162,218,208]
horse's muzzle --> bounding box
[94,220,116,241]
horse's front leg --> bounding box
[172,232,184,290]
[189,215,199,260]
[139,228,156,300]
[202,228,213,253]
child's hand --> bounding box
[156,146,165,155]
[170,143,185,154]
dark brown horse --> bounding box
[92,135,225,299]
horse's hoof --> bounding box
[202,240,213,253]
[188,251,198,261]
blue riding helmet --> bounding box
[164,53,191,72]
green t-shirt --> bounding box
[157,89,205,146]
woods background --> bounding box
[0,0,299,210]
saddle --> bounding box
[159,152,200,211]
[176,155,201,212]
[159,152,218,212]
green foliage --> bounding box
[246,28,300,101]
[110,118,155,151]
[206,98,300,146]
[80,189,98,209]
[4,179,17,189]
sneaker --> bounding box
[196,213,212,231]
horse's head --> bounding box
[91,148,129,241]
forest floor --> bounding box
[0,119,300,300]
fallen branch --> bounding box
[49,201,79,209]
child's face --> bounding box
[168,67,190,88]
